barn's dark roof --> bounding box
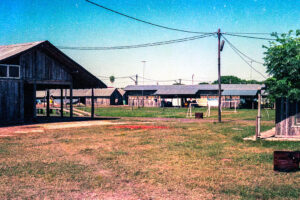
[0,41,44,61]
[0,41,106,89]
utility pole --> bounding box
[192,74,194,85]
[250,61,253,80]
[142,61,146,107]
[136,74,138,85]
[217,29,225,123]
[218,28,222,123]
[256,90,262,139]
[129,74,138,85]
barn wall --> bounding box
[275,98,300,137]
[20,49,72,82]
[0,80,23,125]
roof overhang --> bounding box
[0,41,106,89]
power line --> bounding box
[222,35,267,79]
[58,33,214,50]
[222,37,264,65]
[225,32,279,35]
[222,33,276,41]
[142,76,177,82]
[85,0,212,34]
[97,75,135,79]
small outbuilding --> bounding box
[0,41,106,125]
[275,98,300,137]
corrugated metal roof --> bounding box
[36,88,118,98]
[154,87,199,95]
[117,89,126,96]
[222,90,258,96]
[87,88,116,97]
[124,85,160,91]
[124,84,264,97]
[220,84,264,90]
[0,41,44,61]
[124,84,219,91]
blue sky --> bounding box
[0,0,299,87]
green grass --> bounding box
[79,106,275,121]
[0,111,298,199]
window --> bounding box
[0,64,20,79]
[0,65,7,77]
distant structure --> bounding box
[124,85,219,107]
[0,41,106,124]
[37,88,123,106]
[124,84,264,108]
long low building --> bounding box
[124,84,264,108]
[36,88,124,106]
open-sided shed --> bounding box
[0,41,106,124]
[36,88,123,106]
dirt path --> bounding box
[0,120,125,137]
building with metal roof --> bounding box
[0,41,106,124]
[123,84,264,108]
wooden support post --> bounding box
[33,84,37,119]
[256,91,262,139]
[60,88,63,118]
[46,89,50,117]
[217,28,222,123]
[91,88,95,118]
[70,84,73,118]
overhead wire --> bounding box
[224,32,279,35]
[222,35,267,79]
[97,75,136,79]
[221,38,264,65]
[222,33,276,41]
[85,0,212,34]
[58,33,214,50]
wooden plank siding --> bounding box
[0,80,22,124]
[275,98,300,137]
[20,49,72,82]
[1,49,73,124]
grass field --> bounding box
[80,106,275,121]
[0,108,299,199]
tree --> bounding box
[109,76,115,84]
[212,75,262,84]
[263,30,300,101]
[198,82,209,84]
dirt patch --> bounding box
[0,120,125,137]
[109,125,169,130]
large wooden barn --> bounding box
[0,41,106,125]
[275,98,300,137]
